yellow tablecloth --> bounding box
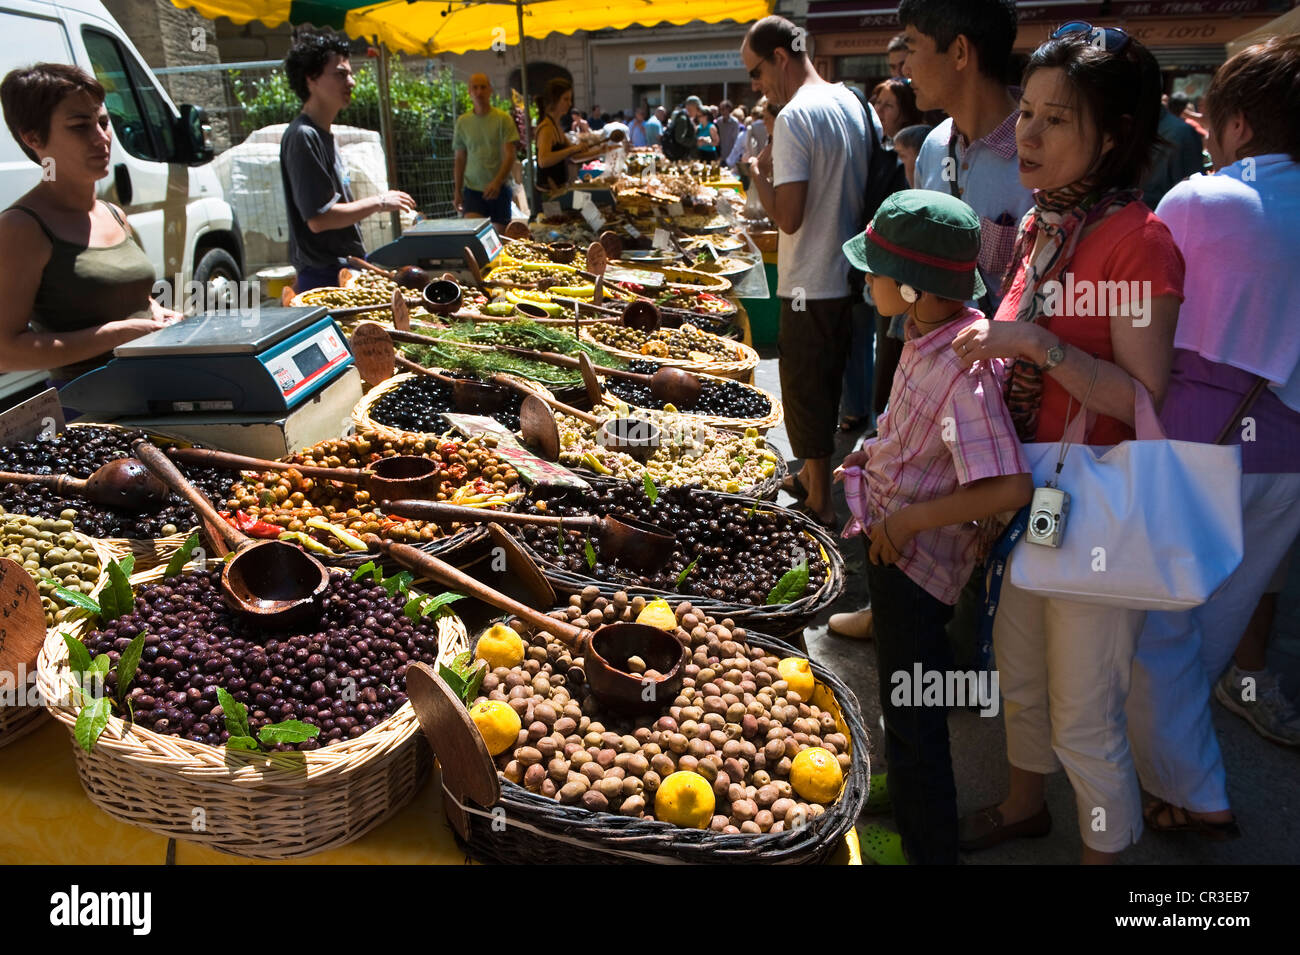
[0,719,859,864]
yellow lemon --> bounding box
[655,771,715,828]
[636,597,678,631]
[790,747,844,804]
[469,700,522,756]
[475,623,525,670]
[778,657,816,701]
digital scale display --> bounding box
[293,342,329,379]
[479,224,503,260]
[263,323,351,405]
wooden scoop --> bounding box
[380,330,704,407]
[163,447,442,504]
[381,499,677,573]
[370,535,687,715]
[349,322,506,411]
[131,439,330,628]
[0,458,171,511]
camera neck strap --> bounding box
[1046,355,1100,488]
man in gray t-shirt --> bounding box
[280,33,414,290]
[743,15,869,528]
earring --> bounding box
[899,284,919,303]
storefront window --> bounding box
[835,54,889,96]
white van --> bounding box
[0,0,243,403]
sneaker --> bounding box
[1213,664,1300,746]
[828,608,874,640]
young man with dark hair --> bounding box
[742,14,870,529]
[901,0,1031,306]
[280,32,414,291]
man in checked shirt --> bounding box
[835,192,1032,864]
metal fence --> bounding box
[155,58,473,270]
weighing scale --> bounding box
[366,216,504,271]
[59,306,363,459]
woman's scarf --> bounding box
[1002,181,1142,440]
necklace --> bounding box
[909,303,966,330]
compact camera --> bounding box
[1026,486,1069,548]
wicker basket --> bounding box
[0,530,117,748]
[419,614,869,864]
[598,370,783,434]
[508,484,846,638]
[35,564,468,859]
[25,423,231,570]
[580,327,759,382]
[351,370,557,440]
[566,452,786,503]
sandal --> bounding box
[958,803,1051,851]
[864,772,891,814]
[790,500,837,531]
[858,823,908,865]
[1143,799,1241,842]
[780,471,810,501]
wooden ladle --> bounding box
[349,321,507,411]
[380,499,677,573]
[380,329,704,407]
[0,458,171,511]
[163,447,442,504]
[131,439,330,628]
[369,535,688,715]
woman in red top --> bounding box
[951,26,1184,863]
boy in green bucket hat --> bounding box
[834,191,1033,864]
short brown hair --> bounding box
[1204,35,1300,163]
[1,63,105,163]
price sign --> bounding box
[581,204,606,230]
[542,201,562,217]
[624,223,642,239]
[571,189,592,210]
[652,228,673,249]
[0,388,64,447]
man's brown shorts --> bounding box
[778,296,854,460]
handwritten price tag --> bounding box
[652,228,672,249]
[571,189,592,210]
[581,204,606,231]
[624,223,642,239]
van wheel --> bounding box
[194,248,241,310]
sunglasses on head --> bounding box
[1052,20,1131,53]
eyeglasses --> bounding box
[748,54,772,81]
[1052,20,1131,53]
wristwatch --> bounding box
[1040,340,1066,373]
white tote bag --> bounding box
[1007,382,1244,611]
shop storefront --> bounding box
[807,0,1291,94]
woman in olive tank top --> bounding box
[0,63,182,379]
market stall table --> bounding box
[0,721,861,864]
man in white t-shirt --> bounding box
[742,15,869,528]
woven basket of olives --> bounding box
[36,562,468,858]
[352,370,557,440]
[508,481,846,638]
[0,514,114,747]
[554,408,788,501]
[598,365,783,434]
[221,430,513,567]
[416,594,869,864]
[580,323,758,382]
[0,423,232,570]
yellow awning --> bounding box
[172,0,774,55]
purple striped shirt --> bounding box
[864,308,1030,604]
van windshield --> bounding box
[83,28,174,163]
